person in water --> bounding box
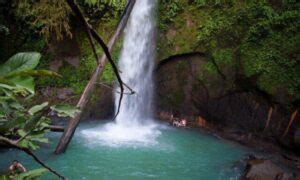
[180,119,187,127]
[9,160,27,179]
[172,118,187,127]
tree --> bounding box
[55,0,136,154]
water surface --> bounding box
[0,122,248,179]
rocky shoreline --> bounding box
[157,111,300,180]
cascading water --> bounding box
[81,0,160,147]
[0,1,249,178]
[115,0,157,126]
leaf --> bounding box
[0,52,41,77]
[31,137,49,143]
[14,168,48,180]
[0,83,14,90]
[50,104,80,118]
[9,101,23,110]
[24,112,43,131]
[0,110,5,118]
[8,76,35,95]
[0,117,25,132]
[17,139,30,148]
[28,102,49,115]
[17,129,27,137]
[0,77,14,86]
[7,70,62,78]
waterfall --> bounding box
[81,0,160,147]
[115,0,157,126]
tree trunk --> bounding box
[54,0,136,154]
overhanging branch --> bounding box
[0,136,65,179]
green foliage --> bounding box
[0,168,48,180]
[14,168,48,180]
[193,0,237,7]
[0,52,40,77]
[196,0,300,101]
[11,0,126,41]
[158,0,183,30]
[14,0,71,40]
[83,0,126,10]
[50,104,80,118]
[0,52,79,150]
[28,102,49,115]
[37,18,120,94]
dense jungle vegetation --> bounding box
[0,0,299,179]
[1,0,299,105]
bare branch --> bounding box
[55,0,136,154]
[95,82,135,95]
[65,0,99,64]
[66,0,135,120]
[0,136,65,179]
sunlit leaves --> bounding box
[51,105,80,118]
[28,102,49,115]
[14,168,48,179]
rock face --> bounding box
[155,52,299,147]
[294,129,300,148]
[40,87,74,100]
[48,34,81,72]
[244,157,297,180]
[83,87,115,120]
[57,88,74,100]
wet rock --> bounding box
[294,129,300,148]
[244,156,297,180]
[57,88,74,100]
[49,59,63,72]
[40,87,55,97]
[83,87,114,119]
[40,87,73,100]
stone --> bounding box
[57,88,73,100]
[244,158,295,180]
[294,129,300,148]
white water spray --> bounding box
[115,0,156,126]
[81,0,160,147]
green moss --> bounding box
[157,1,208,60]
[161,90,185,109]
[212,48,234,66]
[36,17,121,94]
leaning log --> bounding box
[54,0,136,154]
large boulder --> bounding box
[244,157,297,180]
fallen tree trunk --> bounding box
[54,0,136,154]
